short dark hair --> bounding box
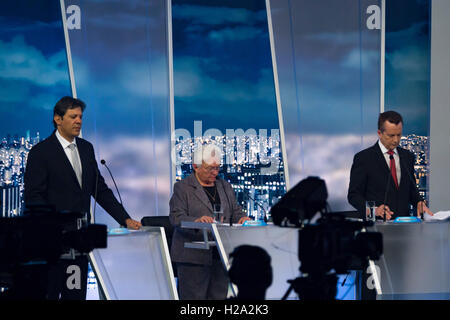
[53,96,86,128]
[378,110,403,132]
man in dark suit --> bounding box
[348,110,433,220]
[24,96,141,299]
[169,144,251,300]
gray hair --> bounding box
[193,144,222,167]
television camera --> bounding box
[270,177,383,300]
[0,205,107,299]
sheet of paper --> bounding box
[424,210,450,221]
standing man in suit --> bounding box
[169,144,251,300]
[348,110,433,220]
[24,96,141,300]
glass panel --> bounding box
[0,1,71,216]
[269,0,381,211]
[172,0,286,219]
[66,0,172,227]
[91,229,176,299]
[385,0,430,201]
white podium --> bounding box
[370,220,450,299]
[182,220,450,300]
[181,222,300,299]
[89,226,178,300]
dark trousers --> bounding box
[46,255,88,300]
[176,258,229,300]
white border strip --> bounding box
[368,259,382,295]
[88,252,112,300]
[60,0,77,99]
[211,223,238,297]
[266,0,290,190]
[159,227,179,299]
[167,0,176,192]
[60,0,84,142]
[380,0,386,113]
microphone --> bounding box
[400,155,423,219]
[246,191,268,223]
[229,209,233,227]
[92,160,100,224]
[382,154,394,222]
[219,180,233,227]
[100,159,123,205]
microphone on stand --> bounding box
[100,159,126,228]
[229,209,233,227]
[92,161,100,224]
[382,154,394,222]
[400,156,424,220]
[246,192,268,223]
[100,159,123,205]
[219,180,234,227]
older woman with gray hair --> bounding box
[169,143,251,300]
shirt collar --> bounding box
[55,130,76,149]
[378,140,397,155]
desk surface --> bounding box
[181,220,450,299]
[215,224,299,299]
[370,221,450,296]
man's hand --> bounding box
[195,216,215,223]
[125,218,142,230]
[238,217,252,224]
[417,201,434,217]
[375,204,393,220]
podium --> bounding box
[182,220,450,300]
[181,221,300,300]
[369,220,450,299]
[87,220,450,300]
[89,226,178,300]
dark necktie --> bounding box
[387,150,398,189]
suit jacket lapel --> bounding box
[374,142,402,190]
[50,133,82,191]
[373,143,390,174]
[216,179,229,215]
[188,174,213,212]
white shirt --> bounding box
[378,140,401,185]
[55,130,82,177]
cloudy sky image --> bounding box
[91,135,171,226]
[172,0,279,133]
[271,0,382,137]
[285,132,378,211]
[268,0,429,209]
[385,0,430,136]
[65,0,172,223]
[0,0,431,218]
[0,1,70,138]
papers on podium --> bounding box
[424,210,450,221]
